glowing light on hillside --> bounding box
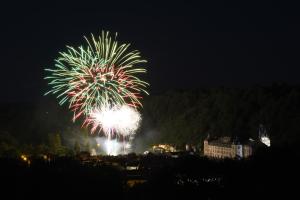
[260,136,271,147]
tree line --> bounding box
[1,83,300,156]
[134,83,300,151]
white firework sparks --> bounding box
[86,104,141,136]
[105,139,121,156]
[95,137,133,155]
[86,104,141,155]
[114,105,141,136]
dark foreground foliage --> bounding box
[0,145,298,200]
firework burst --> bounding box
[45,31,148,121]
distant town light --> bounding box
[20,154,27,161]
[260,136,271,147]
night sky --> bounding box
[1,1,300,102]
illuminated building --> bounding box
[152,144,177,153]
[203,137,253,159]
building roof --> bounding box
[206,136,233,147]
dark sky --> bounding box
[1,1,300,102]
